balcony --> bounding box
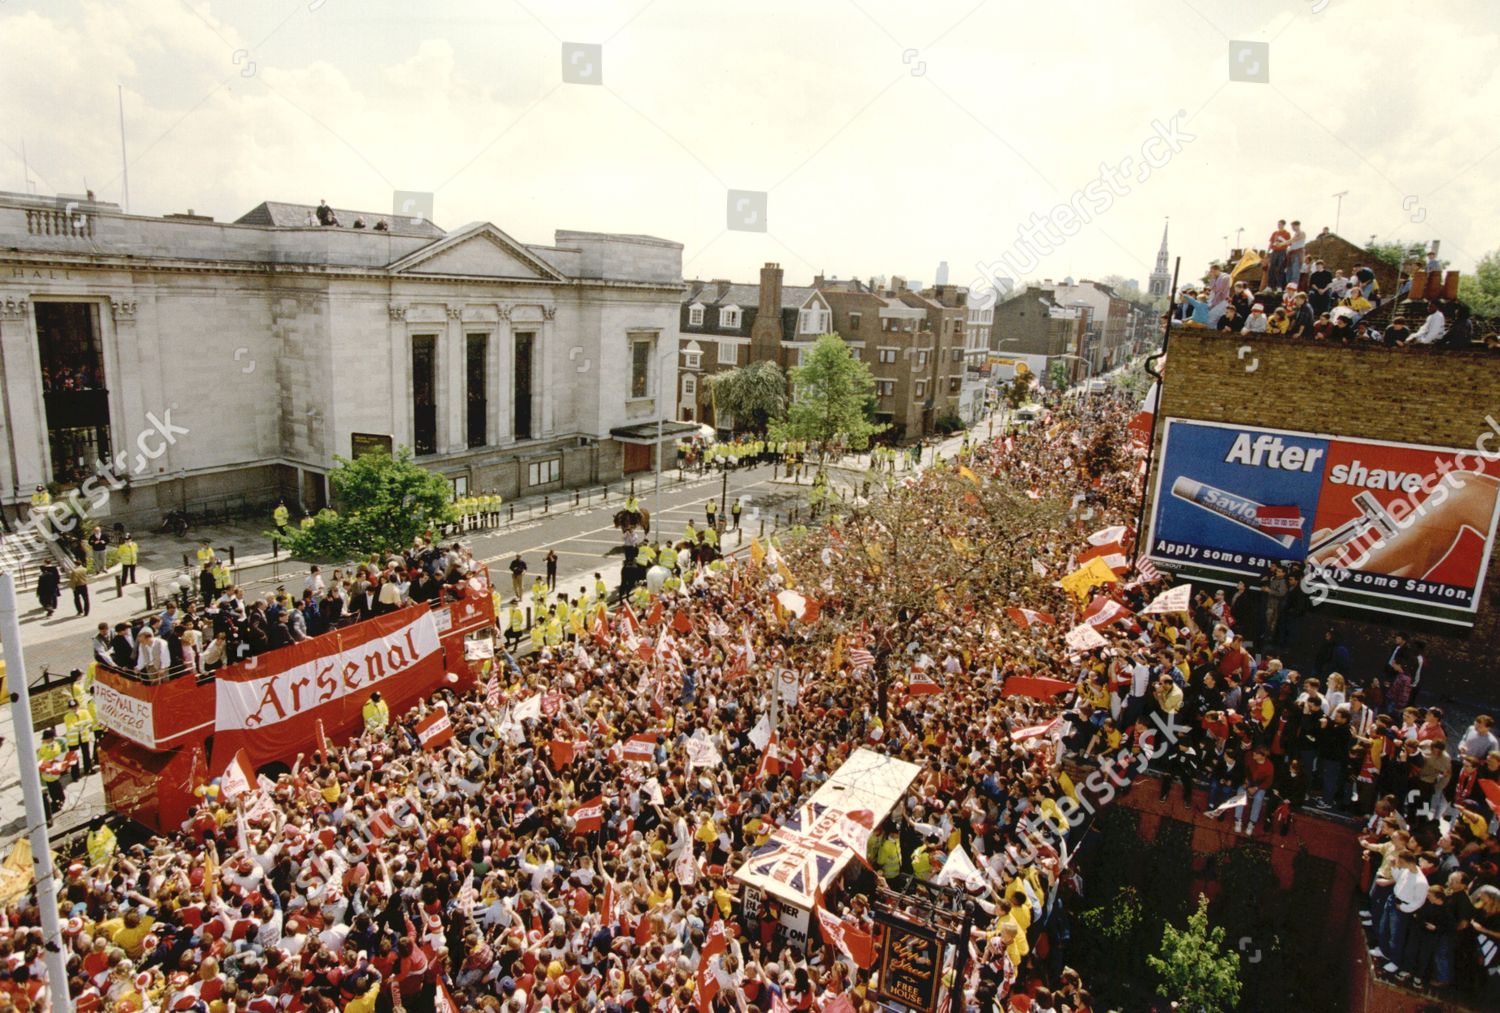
[26,208,95,238]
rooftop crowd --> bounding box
[11,388,1499,1012]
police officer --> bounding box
[38,729,66,819]
[273,500,290,531]
[361,691,389,737]
[705,498,717,528]
[507,598,526,650]
[117,533,139,585]
[624,493,640,516]
[731,499,743,531]
[530,576,548,615]
[29,484,50,522]
[593,572,609,603]
[64,696,94,777]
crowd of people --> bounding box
[1171,220,1489,348]
[10,385,1498,1012]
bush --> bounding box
[933,413,966,435]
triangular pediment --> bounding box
[388,224,566,281]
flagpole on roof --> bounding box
[0,573,74,1013]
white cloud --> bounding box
[0,0,1496,287]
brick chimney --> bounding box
[751,262,786,364]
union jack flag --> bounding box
[741,800,849,902]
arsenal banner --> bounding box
[415,705,454,750]
[570,795,604,835]
[214,606,441,732]
[1142,583,1194,615]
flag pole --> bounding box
[0,573,74,1013]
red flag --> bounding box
[814,897,875,969]
[1004,606,1056,628]
[1082,594,1134,629]
[672,610,693,635]
[622,603,641,635]
[821,998,857,1013]
[757,732,785,780]
[219,749,255,801]
[646,601,664,627]
[549,739,578,772]
[415,705,454,750]
[570,795,604,835]
[1077,541,1129,574]
[1479,779,1500,819]
[696,917,728,1013]
[434,979,460,1013]
[1003,676,1075,700]
[1011,715,1064,742]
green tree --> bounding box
[274,448,456,558]
[1366,240,1442,271]
[1458,248,1500,318]
[769,334,886,453]
[1046,359,1071,391]
[1147,894,1243,1013]
[707,359,787,432]
[1004,372,1032,410]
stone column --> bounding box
[539,304,556,437]
[443,304,465,455]
[0,296,47,494]
[495,304,513,446]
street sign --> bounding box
[875,911,943,1012]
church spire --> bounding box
[1148,218,1172,297]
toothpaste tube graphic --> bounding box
[1170,476,1301,548]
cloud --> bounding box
[0,0,1495,284]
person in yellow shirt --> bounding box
[97,908,156,959]
[361,692,389,736]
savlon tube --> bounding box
[1171,476,1297,549]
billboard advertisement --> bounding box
[1147,418,1500,625]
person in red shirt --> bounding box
[1240,747,1277,835]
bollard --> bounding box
[145,586,154,611]
[229,546,236,566]
[574,491,580,506]
[116,574,123,598]
[272,538,279,559]
[630,478,636,495]
[509,504,515,521]
[544,495,550,513]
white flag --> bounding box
[934,845,986,891]
[747,714,772,751]
[1064,623,1109,652]
[1142,583,1193,615]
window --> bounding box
[528,459,561,486]
[718,341,737,365]
[849,311,862,330]
[630,338,652,399]
[952,348,963,363]
[878,348,897,364]
[684,351,701,370]
[720,307,741,329]
[466,334,489,449]
[949,377,961,393]
[688,304,704,326]
[796,347,809,366]
[798,307,829,334]
[412,334,437,456]
[916,350,928,368]
[882,318,893,332]
[682,374,697,398]
[915,380,927,399]
[877,379,896,396]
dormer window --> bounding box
[720,306,741,329]
[688,303,705,326]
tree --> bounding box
[275,448,456,558]
[1046,360,1071,391]
[1366,240,1442,271]
[1458,247,1500,318]
[769,334,886,452]
[706,359,787,432]
[1147,894,1243,1013]
[1004,373,1032,410]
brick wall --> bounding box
[1152,327,1500,702]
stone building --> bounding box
[0,192,690,528]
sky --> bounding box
[2,0,1497,297]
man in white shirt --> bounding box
[1286,221,1307,287]
[135,629,170,674]
[303,565,326,597]
[1405,302,1446,344]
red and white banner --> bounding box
[1011,715,1064,743]
[696,919,728,1013]
[1142,583,1194,615]
[1077,541,1130,574]
[620,734,658,763]
[570,795,604,835]
[219,749,255,801]
[415,705,453,750]
[214,611,441,732]
[1004,606,1056,628]
[815,905,875,968]
[905,672,942,696]
[685,730,723,769]
[1003,676,1075,700]
[1088,524,1129,546]
[1082,595,1134,629]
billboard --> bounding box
[1147,418,1500,625]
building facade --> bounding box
[0,192,688,527]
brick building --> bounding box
[991,286,1090,384]
[1146,326,1500,701]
